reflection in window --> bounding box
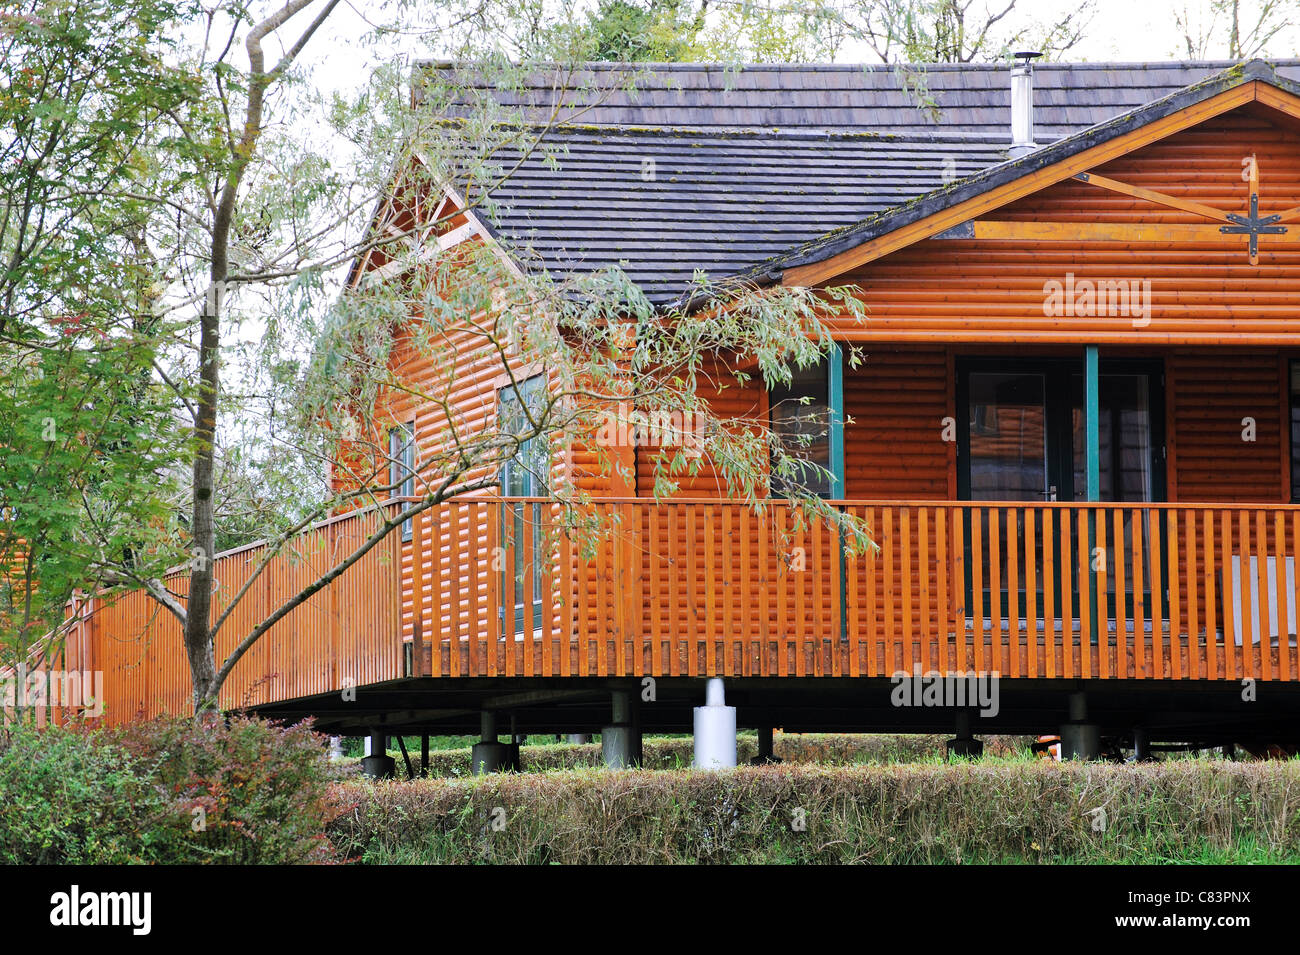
[967,372,1048,501]
[389,421,415,540]
[769,360,831,498]
[499,376,548,632]
[1070,374,1152,502]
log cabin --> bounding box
[59,56,1300,764]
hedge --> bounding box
[328,760,1300,864]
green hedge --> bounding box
[329,760,1300,864]
[359,733,1032,777]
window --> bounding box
[1291,362,1300,502]
[769,359,832,498]
[389,421,415,541]
[966,371,1048,501]
[499,376,548,497]
[499,376,548,632]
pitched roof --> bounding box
[474,129,1004,303]
[426,58,1300,304]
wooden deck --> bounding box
[57,498,1300,725]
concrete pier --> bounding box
[471,711,509,774]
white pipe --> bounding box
[1010,56,1038,158]
[694,678,737,769]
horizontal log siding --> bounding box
[1167,350,1286,503]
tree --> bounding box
[8,1,868,714]
[1174,0,1295,59]
[837,0,1097,63]
[0,1,195,674]
[568,0,707,60]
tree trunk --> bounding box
[185,280,221,713]
[180,0,324,715]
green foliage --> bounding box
[0,720,169,863]
[107,716,337,864]
[0,717,335,864]
[0,0,198,660]
[569,0,704,60]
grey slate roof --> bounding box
[474,129,1004,303]
[423,60,1300,139]
[427,58,1300,304]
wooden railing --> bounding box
[60,497,1300,723]
[413,499,1300,682]
[65,504,404,724]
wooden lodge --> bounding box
[63,58,1300,754]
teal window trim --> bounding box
[828,342,846,499]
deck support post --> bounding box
[1060,690,1101,759]
[693,678,738,769]
[471,711,509,774]
[567,733,592,744]
[420,734,429,776]
[505,713,523,771]
[946,710,984,759]
[750,725,781,765]
[360,730,395,779]
[602,687,642,769]
[1133,728,1151,761]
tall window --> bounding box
[1291,362,1300,502]
[500,376,548,631]
[499,376,548,497]
[769,360,832,498]
[389,421,415,541]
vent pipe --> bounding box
[1010,51,1042,158]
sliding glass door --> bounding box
[958,359,1164,623]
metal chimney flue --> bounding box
[1010,51,1042,158]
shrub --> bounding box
[350,733,1032,778]
[0,722,167,864]
[108,716,335,864]
[0,716,334,864]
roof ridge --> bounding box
[417,58,1300,72]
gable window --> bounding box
[769,359,832,498]
[389,421,415,541]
